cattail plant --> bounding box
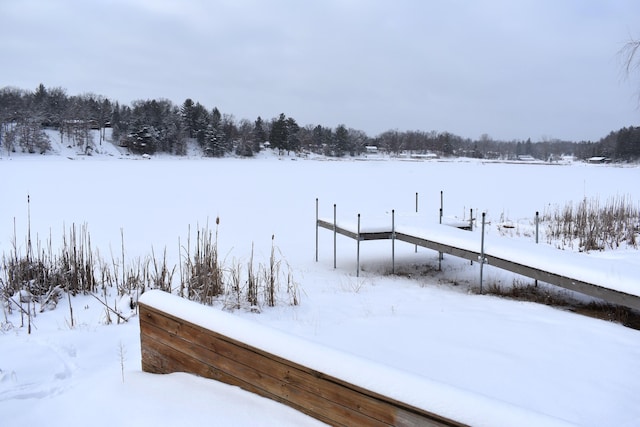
[183,218,224,305]
[1,205,301,332]
[265,235,278,307]
[247,242,258,309]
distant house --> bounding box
[517,155,536,161]
[63,119,101,129]
[365,145,378,154]
[587,156,610,164]
[410,152,439,160]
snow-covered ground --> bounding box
[1,137,639,426]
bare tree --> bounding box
[620,38,640,102]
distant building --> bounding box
[365,145,378,153]
[587,156,610,164]
[410,152,439,160]
[517,155,536,161]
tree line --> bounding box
[1,84,639,161]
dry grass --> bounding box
[484,280,640,330]
[1,212,299,331]
[543,195,639,252]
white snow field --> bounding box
[1,142,639,426]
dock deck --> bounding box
[316,206,640,311]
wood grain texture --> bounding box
[139,301,467,427]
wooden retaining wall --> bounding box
[139,292,467,427]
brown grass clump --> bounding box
[484,280,640,330]
[543,195,639,252]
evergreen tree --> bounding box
[204,124,225,157]
[615,126,640,160]
[193,103,210,145]
[312,125,330,153]
[285,117,300,154]
[333,124,349,157]
[181,98,196,138]
[211,107,222,129]
[269,113,288,154]
[111,102,121,140]
[126,125,157,154]
[33,83,48,123]
[253,116,267,147]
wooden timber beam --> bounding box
[139,298,468,427]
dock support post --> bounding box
[315,198,319,262]
[392,209,396,274]
[479,212,486,293]
[534,211,539,287]
[438,191,443,268]
[333,204,337,269]
[357,214,361,277]
[470,208,474,265]
[415,192,418,253]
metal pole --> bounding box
[535,210,539,287]
[415,192,418,253]
[438,205,443,267]
[470,208,474,265]
[315,198,319,262]
[333,203,337,269]
[391,209,396,274]
[357,213,361,277]
[480,212,486,293]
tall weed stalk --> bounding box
[1,204,299,330]
[544,195,639,251]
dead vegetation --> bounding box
[3,194,639,332]
[543,195,639,252]
[1,207,299,333]
[483,280,640,330]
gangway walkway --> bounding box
[315,200,640,311]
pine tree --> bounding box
[181,98,195,138]
[286,117,300,154]
[269,113,288,154]
[204,124,224,157]
[253,116,267,145]
[193,104,210,146]
[331,124,350,157]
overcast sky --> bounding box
[2,0,639,141]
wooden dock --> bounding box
[316,202,640,312]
